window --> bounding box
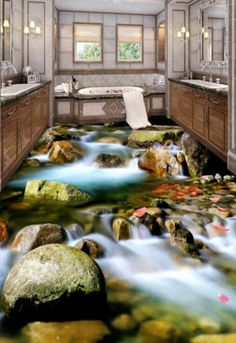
[117,25,143,62]
[73,23,103,62]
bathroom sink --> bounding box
[180,79,228,90]
[0,83,41,97]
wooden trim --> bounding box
[57,9,157,17]
[73,22,103,64]
[56,68,161,75]
[116,24,144,63]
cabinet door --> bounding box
[169,82,180,119]
[207,95,228,153]
[192,90,207,137]
[31,92,42,138]
[41,86,49,127]
[2,105,18,176]
[18,98,32,156]
[179,85,193,128]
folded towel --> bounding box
[54,83,69,94]
[123,90,151,129]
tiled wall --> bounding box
[189,0,228,76]
[58,11,156,71]
[55,73,165,88]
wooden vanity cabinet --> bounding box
[169,81,228,160]
[0,85,50,190]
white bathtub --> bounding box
[78,86,143,96]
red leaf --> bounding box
[214,224,229,232]
[217,293,229,303]
[133,207,147,217]
[217,207,227,212]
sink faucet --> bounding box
[1,62,17,88]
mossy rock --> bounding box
[48,141,83,164]
[2,244,107,322]
[128,126,183,148]
[191,333,236,343]
[24,180,92,203]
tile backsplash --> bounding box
[55,73,165,88]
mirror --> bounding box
[158,21,165,62]
[1,0,11,61]
[199,0,228,68]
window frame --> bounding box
[116,24,144,63]
[73,22,103,64]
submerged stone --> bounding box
[128,126,183,148]
[23,158,41,168]
[9,223,66,254]
[138,148,181,176]
[111,313,137,332]
[94,153,125,168]
[138,319,179,343]
[24,180,92,203]
[48,141,83,163]
[2,244,107,322]
[181,133,210,177]
[191,333,236,343]
[22,320,111,343]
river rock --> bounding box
[165,219,195,245]
[65,223,83,240]
[74,239,104,258]
[111,314,137,332]
[138,319,179,343]
[33,127,73,154]
[97,136,122,145]
[181,133,210,177]
[2,244,107,322]
[208,207,230,219]
[24,180,92,203]
[24,158,41,168]
[94,153,125,168]
[112,217,132,240]
[9,223,66,254]
[48,141,83,163]
[22,320,111,343]
[138,148,181,176]
[0,218,8,242]
[191,333,236,343]
[128,126,183,148]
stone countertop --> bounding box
[0,81,51,106]
[168,78,228,97]
[54,87,165,100]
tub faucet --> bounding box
[1,62,17,88]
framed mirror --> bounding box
[199,0,228,69]
[1,0,12,62]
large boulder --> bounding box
[22,321,111,343]
[33,127,73,154]
[138,148,181,176]
[24,180,92,203]
[9,223,66,254]
[2,244,107,322]
[128,126,183,148]
[48,141,83,164]
[181,133,210,177]
[94,153,125,168]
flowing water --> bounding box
[0,124,236,342]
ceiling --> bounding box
[54,0,166,15]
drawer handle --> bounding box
[23,100,31,106]
[6,108,17,116]
[194,93,201,98]
[209,97,220,105]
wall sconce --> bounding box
[177,26,190,39]
[1,18,10,35]
[24,20,41,36]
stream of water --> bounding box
[1,124,236,342]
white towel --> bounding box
[123,90,151,129]
[54,83,69,94]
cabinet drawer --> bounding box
[208,94,227,110]
[2,103,18,121]
[192,89,207,104]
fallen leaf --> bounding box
[133,207,147,217]
[217,207,227,212]
[151,189,168,195]
[217,293,229,303]
[210,196,221,203]
[214,224,229,232]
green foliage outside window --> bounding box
[76,43,101,61]
[118,42,142,62]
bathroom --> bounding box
[1,0,236,342]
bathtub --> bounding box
[78,86,143,96]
